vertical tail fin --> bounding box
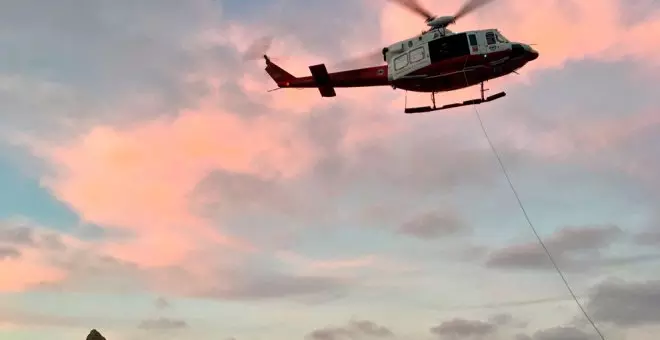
[264,55,296,87]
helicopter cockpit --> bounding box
[485,30,509,44]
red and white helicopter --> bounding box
[255,0,538,113]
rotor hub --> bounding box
[390,0,496,30]
[426,16,456,28]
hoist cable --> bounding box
[459,68,606,340]
[471,105,605,340]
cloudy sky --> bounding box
[1,0,660,339]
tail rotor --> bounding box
[241,35,273,61]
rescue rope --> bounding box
[471,105,606,340]
[460,68,606,340]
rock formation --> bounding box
[86,329,106,340]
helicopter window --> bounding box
[485,32,496,45]
[394,54,409,70]
[409,47,425,63]
[468,34,478,46]
[428,33,470,62]
[495,32,509,43]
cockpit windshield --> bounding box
[495,30,509,43]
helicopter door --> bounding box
[389,43,431,80]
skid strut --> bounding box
[404,82,506,114]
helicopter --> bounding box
[257,0,539,113]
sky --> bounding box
[1,0,660,339]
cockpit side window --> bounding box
[485,31,496,45]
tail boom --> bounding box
[263,55,390,97]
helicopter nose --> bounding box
[528,47,539,60]
[511,43,526,58]
[522,43,539,60]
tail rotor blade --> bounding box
[242,35,274,61]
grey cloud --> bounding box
[488,313,522,327]
[216,81,271,117]
[349,320,394,338]
[635,230,660,246]
[618,0,660,27]
[0,306,133,329]
[0,246,21,260]
[398,209,468,239]
[529,326,599,340]
[485,225,628,271]
[0,0,382,139]
[586,279,660,327]
[34,250,145,294]
[191,169,320,249]
[138,317,188,330]
[297,119,517,229]
[428,317,598,340]
[306,320,393,340]
[336,140,500,196]
[294,98,513,196]
[485,242,557,270]
[225,0,382,58]
[33,241,350,303]
[40,233,66,251]
[200,272,347,303]
[0,220,68,252]
[430,318,496,339]
[190,104,522,251]
[0,0,246,137]
[548,225,623,253]
[435,295,575,312]
[154,297,170,309]
[0,222,36,245]
[193,169,303,218]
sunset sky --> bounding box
[1,0,660,339]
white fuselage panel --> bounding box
[384,29,513,81]
[385,30,438,81]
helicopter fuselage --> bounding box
[384,28,538,92]
[262,28,538,98]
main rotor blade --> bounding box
[387,0,435,21]
[453,0,496,21]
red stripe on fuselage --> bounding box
[287,65,389,88]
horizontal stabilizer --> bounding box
[309,63,336,97]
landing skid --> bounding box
[404,82,506,114]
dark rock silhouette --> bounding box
[87,329,106,340]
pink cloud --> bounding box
[39,96,320,266]
[12,15,417,292]
[0,256,64,292]
[491,0,660,71]
[0,221,83,292]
